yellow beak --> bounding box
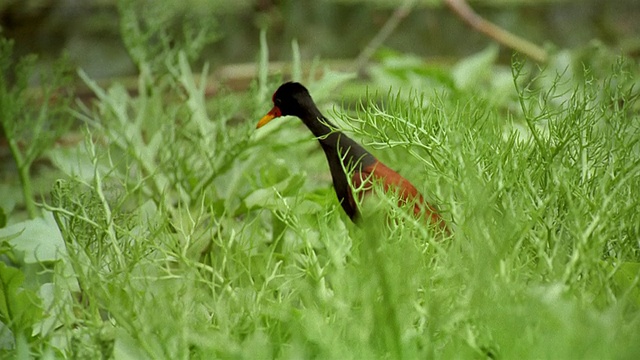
[256,106,282,129]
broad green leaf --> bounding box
[0,262,43,337]
[452,45,499,90]
[0,211,65,264]
[45,144,99,182]
[244,173,306,210]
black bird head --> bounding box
[256,82,317,128]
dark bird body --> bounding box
[257,82,449,234]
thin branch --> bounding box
[445,0,548,63]
[352,0,416,74]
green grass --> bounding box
[1,22,640,360]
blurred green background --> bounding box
[2,0,639,82]
[1,2,640,358]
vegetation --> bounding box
[1,3,639,359]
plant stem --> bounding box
[6,137,37,218]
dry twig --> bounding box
[445,0,548,63]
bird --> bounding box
[256,82,449,234]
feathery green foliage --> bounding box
[1,28,640,360]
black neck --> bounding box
[297,104,337,138]
[293,97,377,220]
[297,105,376,167]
